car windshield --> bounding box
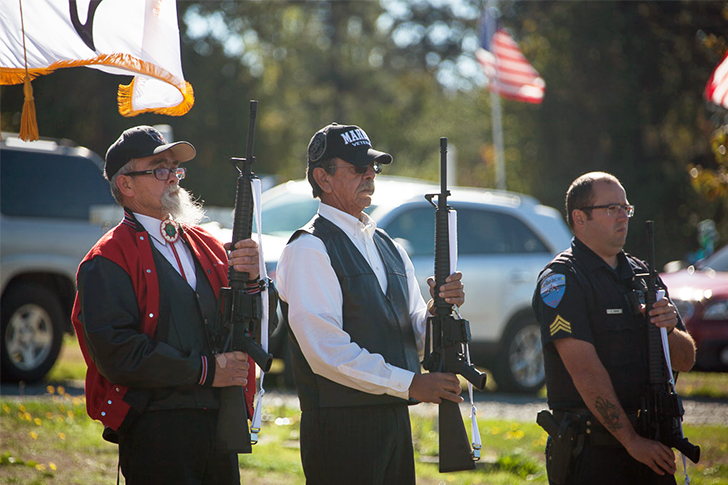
[696,245,728,272]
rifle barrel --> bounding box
[245,100,257,170]
[439,137,447,207]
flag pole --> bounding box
[490,86,505,191]
[486,0,506,191]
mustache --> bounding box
[358,180,375,192]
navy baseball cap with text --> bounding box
[104,126,196,179]
[307,123,392,167]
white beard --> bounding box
[161,186,205,226]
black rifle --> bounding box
[637,220,700,464]
[423,137,488,473]
[210,100,274,453]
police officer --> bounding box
[532,172,696,485]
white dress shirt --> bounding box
[135,213,197,290]
[276,203,430,400]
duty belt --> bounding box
[552,409,639,448]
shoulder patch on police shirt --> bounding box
[540,273,566,308]
[550,315,572,336]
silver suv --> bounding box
[209,176,572,393]
[1,134,115,382]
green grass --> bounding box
[676,372,728,400]
[4,336,725,484]
[3,391,728,484]
[45,335,87,383]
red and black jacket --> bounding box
[72,210,255,431]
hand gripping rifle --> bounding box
[211,100,274,453]
[638,221,700,467]
[423,137,488,472]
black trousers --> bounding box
[118,409,240,485]
[556,440,678,485]
[300,404,415,485]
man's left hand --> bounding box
[645,298,678,333]
[225,238,260,280]
[427,271,465,307]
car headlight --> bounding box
[702,300,728,320]
[671,287,715,321]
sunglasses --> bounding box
[331,160,383,175]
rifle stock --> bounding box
[639,221,700,464]
[438,400,476,473]
[423,137,487,472]
[213,100,273,453]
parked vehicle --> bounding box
[661,245,728,372]
[209,176,572,393]
[1,134,116,382]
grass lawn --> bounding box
[1,336,727,484]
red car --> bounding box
[661,246,728,371]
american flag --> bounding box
[706,51,728,109]
[475,9,545,104]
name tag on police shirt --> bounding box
[606,309,623,315]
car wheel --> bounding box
[494,316,544,394]
[1,284,64,382]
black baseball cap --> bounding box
[307,123,392,168]
[104,125,196,179]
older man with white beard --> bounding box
[72,126,265,485]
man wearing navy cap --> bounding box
[72,125,265,484]
[276,123,466,484]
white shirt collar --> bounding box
[134,212,171,246]
[318,203,377,240]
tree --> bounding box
[496,1,726,262]
[2,1,726,264]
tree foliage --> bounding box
[1,1,726,264]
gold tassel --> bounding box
[18,0,38,141]
[19,73,38,141]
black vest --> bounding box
[145,244,220,411]
[288,216,420,410]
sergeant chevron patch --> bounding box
[550,315,572,336]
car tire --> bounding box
[494,316,545,394]
[1,284,64,382]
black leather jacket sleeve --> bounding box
[77,256,204,388]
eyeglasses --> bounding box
[331,161,382,175]
[125,167,186,181]
[580,204,634,218]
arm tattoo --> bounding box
[595,396,624,432]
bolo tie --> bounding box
[160,216,187,282]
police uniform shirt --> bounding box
[533,237,684,412]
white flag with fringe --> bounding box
[0,0,194,117]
